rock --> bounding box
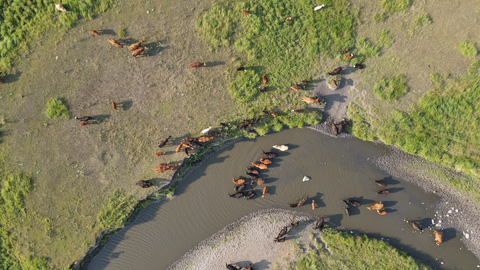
[302,176,311,182]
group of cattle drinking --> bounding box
[228,149,281,200]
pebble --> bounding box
[302,176,311,182]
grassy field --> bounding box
[0,0,479,268]
[283,229,429,270]
[346,0,480,197]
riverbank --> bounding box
[375,146,480,262]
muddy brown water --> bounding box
[87,128,479,269]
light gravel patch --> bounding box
[167,208,319,270]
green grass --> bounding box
[350,61,480,192]
[197,0,355,132]
[373,13,387,23]
[45,98,70,119]
[0,172,51,269]
[376,30,394,49]
[350,38,380,65]
[458,42,477,58]
[414,14,432,26]
[288,229,430,269]
[196,5,236,48]
[118,28,126,37]
[0,0,112,71]
[381,0,412,13]
[97,189,137,230]
[373,75,408,101]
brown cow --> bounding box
[252,162,268,170]
[175,143,183,153]
[285,16,292,22]
[302,97,320,104]
[262,186,267,197]
[374,180,387,187]
[291,86,301,92]
[108,39,123,48]
[328,67,342,76]
[377,189,391,195]
[158,136,172,148]
[154,152,165,157]
[377,210,387,215]
[198,136,214,142]
[232,177,246,185]
[260,158,272,165]
[246,167,260,175]
[90,30,101,36]
[129,40,144,51]
[262,74,268,84]
[344,53,354,59]
[112,101,119,111]
[136,180,152,188]
[367,202,384,211]
[132,47,146,58]
[242,10,252,16]
[434,230,443,245]
[297,195,308,207]
[189,62,206,68]
[80,121,89,126]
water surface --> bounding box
[88,128,479,269]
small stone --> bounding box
[448,210,452,214]
[302,176,311,182]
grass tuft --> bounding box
[458,42,477,58]
[373,13,387,23]
[376,30,394,49]
[45,98,70,119]
[414,13,432,26]
[118,28,126,37]
[97,189,137,230]
[373,75,408,101]
[381,0,412,13]
[196,4,236,48]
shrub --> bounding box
[373,75,408,101]
[458,42,477,58]
[381,0,412,13]
[376,30,394,49]
[45,98,70,119]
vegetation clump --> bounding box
[376,30,394,49]
[458,42,477,58]
[373,13,387,23]
[196,5,236,48]
[414,14,432,26]
[45,98,70,119]
[97,189,137,230]
[373,75,408,101]
[288,229,430,269]
[381,0,412,13]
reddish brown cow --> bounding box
[189,62,206,68]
